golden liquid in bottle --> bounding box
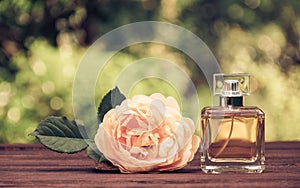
[200,107,265,173]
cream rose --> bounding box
[95,93,199,173]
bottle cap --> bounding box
[214,73,250,97]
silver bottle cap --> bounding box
[214,73,250,97]
[222,80,242,97]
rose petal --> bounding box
[94,93,200,173]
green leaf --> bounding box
[86,144,107,163]
[86,143,116,170]
[97,86,126,123]
[29,116,88,153]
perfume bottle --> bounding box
[200,73,265,173]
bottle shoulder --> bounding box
[201,106,264,117]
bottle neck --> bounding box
[220,96,243,107]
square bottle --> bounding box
[200,73,265,173]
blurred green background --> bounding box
[0,0,300,143]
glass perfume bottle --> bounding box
[200,73,265,173]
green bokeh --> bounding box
[1,0,300,143]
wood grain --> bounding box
[0,142,299,187]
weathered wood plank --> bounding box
[0,142,299,187]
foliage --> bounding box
[0,40,85,143]
[29,87,127,164]
[97,87,126,123]
[29,116,88,153]
[0,0,300,142]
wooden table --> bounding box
[0,142,299,187]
